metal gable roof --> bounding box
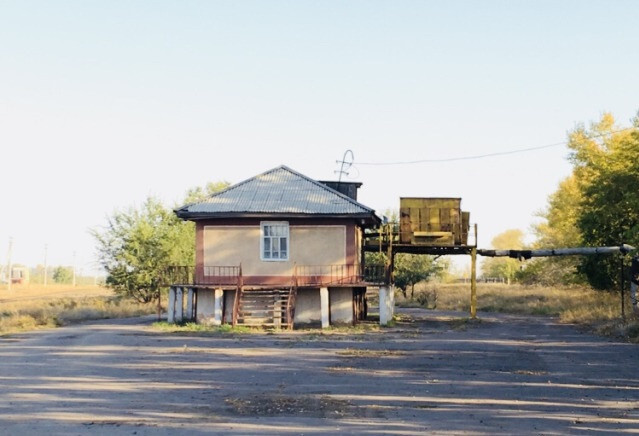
[175,165,379,220]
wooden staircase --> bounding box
[235,288,296,328]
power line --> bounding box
[356,127,635,166]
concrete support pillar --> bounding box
[470,247,477,319]
[213,288,224,325]
[167,287,176,323]
[175,287,184,323]
[379,285,395,326]
[186,288,195,321]
[320,287,330,329]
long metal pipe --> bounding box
[478,244,635,259]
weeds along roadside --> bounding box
[2,282,637,343]
[0,295,156,335]
[396,282,639,342]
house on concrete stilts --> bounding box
[164,165,385,328]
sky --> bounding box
[1,1,638,276]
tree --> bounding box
[522,175,586,286]
[568,113,639,289]
[481,229,525,284]
[52,266,73,284]
[92,182,229,303]
[182,181,230,204]
[526,112,639,289]
[394,254,444,300]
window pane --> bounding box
[261,222,289,260]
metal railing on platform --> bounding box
[160,265,241,287]
[294,264,386,286]
[161,264,387,287]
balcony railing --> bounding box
[161,264,387,287]
[159,265,241,287]
[294,264,386,286]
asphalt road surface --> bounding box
[0,309,638,435]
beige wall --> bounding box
[203,225,347,277]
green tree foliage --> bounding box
[92,182,229,303]
[394,254,445,300]
[568,114,639,289]
[529,113,639,289]
[182,181,230,204]
[521,176,586,286]
[481,229,525,284]
[52,266,73,284]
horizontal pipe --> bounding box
[478,244,636,259]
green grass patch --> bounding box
[152,321,252,334]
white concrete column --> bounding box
[186,288,195,321]
[175,287,184,323]
[320,287,330,328]
[167,287,176,323]
[379,285,395,326]
[213,288,224,325]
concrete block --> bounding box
[330,287,353,325]
[197,289,215,324]
[294,288,321,326]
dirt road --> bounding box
[0,309,638,435]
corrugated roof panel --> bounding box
[177,165,376,217]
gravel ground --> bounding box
[0,309,638,435]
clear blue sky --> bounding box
[1,1,638,274]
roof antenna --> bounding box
[335,149,354,183]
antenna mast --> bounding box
[335,149,354,183]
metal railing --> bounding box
[162,263,387,288]
[294,264,386,286]
[161,265,241,286]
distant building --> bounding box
[2,265,30,285]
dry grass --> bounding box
[0,283,113,302]
[0,285,157,335]
[398,282,639,342]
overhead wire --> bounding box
[355,126,636,166]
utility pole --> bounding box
[44,244,48,287]
[7,238,13,292]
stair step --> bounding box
[233,287,295,328]
[239,318,276,323]
[242,292,288,298]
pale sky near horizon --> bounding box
[1,1,638,275]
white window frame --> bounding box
[260,221,290,261]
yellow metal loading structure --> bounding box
[364,197,636,319]
[363,197,482,318]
